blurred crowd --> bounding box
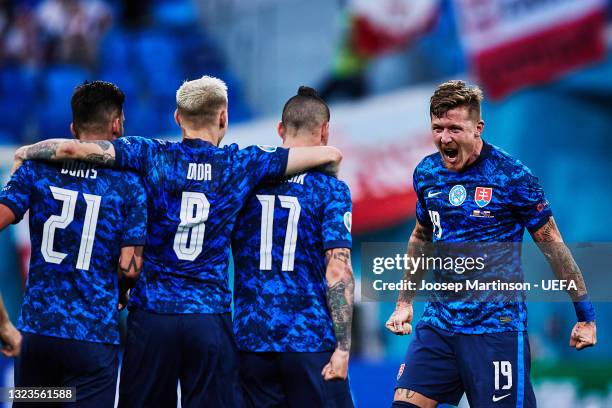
[0,0,114,68]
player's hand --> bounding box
[385,303,413,335]
[569,321,596,350]
[0,320,22,357]
[118,289,130,311]
[10,147,27,177]
[321,348,349,380]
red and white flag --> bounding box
[454,0,607,98]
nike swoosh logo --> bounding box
[492,394,511,402]
[427,191,443,198]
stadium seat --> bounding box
[0,65,38,142]
[38,65,88,139]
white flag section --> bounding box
[454,0,607,98]
[226,86,437,234]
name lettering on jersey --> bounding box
[285,173,306,185]
[61,161,98,180]
[187,163,212,181]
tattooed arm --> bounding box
[321,247,354,380]
[12,139,116,175]
[117,246,144,310]
[530,216,596,350]
[385,220,433,335]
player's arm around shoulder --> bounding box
[322,247,355,381]
[286,146,343,177]
[530,216,596,350]
[13,138,116,175]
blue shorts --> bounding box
[14,332,119,408]
[118,309,242,408]
[240,351,354,408]
[395,322,536,407]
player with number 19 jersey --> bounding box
[0,160,147,345]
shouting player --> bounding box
[0,81,147,406]
[13,76,344,407]
[232,87,355,407]
[385,80,597,408]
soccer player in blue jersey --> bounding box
[13,76,344,407]
[232,86,355,408]
[385,81,597,408]
[0,81,147,406]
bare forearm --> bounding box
[19,140,116,166]
[325,249,354,352]
[0,295,9,324]
[532,217,587,300]
[285,146,342,176]
[397,225,432,305]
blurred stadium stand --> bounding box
[1,0,612,407]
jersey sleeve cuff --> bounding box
[0,198,25,224]
[526,211,553,233]
[276,147,290,178]
[120,238,147,247]
[323,240,352,250]
[111,140,125,169]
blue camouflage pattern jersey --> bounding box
[232,172,352,352]
[0,160,147,344]
[111,136,289,314]
[414,141,552,333]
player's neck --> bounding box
[77,133,114,142]
[465,138,484,167]
[181,127,221,146]
[282,133,321,148]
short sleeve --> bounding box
[112,136,158,174]
[121,174,148,247]
[0,162,34,223]
[509,168,552,233]
[322,180,352,250]
[231,145,289,188]
[413,167,432,229]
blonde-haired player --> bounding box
[14,75,344,407]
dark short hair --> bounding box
[281,86,330,131]
[71,80,125,134]
[430,80,483,120]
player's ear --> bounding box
[219,109,227,129]
[112,115,123,138]
[476,120,484,137]
[277,121,286,142]
[70,123,78,139]
[174,109,181,127]
[321,121,330,146]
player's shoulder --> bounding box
[307,171,349,193]
[414,151,441,175]
[487,143,536,181]
[117,135,172,151]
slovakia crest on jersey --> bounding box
[474,187,493,208]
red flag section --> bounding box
[454,0,607,99]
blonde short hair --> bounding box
[176,75,228,126]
